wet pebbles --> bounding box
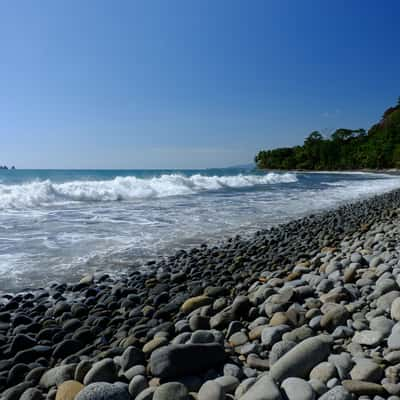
[3,190,400,399]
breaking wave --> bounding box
[0,172,297,209]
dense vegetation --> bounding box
[255,100,400,170]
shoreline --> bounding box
[258,168,400,175]
[5,169,400,294]
[3,190,400,398]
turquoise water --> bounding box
[1,168,400,291]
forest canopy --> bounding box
[255,100,400,170]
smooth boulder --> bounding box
[281,377,315,400]
[150,343,225,378]
[75,382,130,400]
[239,374,283,400]
[270,336,331,382]
[153,382,188,400]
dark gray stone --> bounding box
[83,358,117,385]
[153,382,188,400]
[75,382,131,400]
[270,336,331,382]
[150,343,225,378]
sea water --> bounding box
[1,168,400,291]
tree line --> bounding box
[255,100,400,170]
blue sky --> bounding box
[0,0,399,169]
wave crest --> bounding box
[0,172,297,209]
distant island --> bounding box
[225,163,256,170]
[255,99,400,170]
[0,165,15,170]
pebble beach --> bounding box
[3,190,400,400]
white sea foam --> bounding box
[2,171,400,291]
[0,172,297,209]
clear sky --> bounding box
[1,0,399,169]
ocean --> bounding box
[1,168,400,292]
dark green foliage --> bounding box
[255,102,400,170]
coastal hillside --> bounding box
[255,100,400,170]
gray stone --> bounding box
[25,367,47,386]
[318,386,352,400]
[246,354,268,371]
[198,381,225,400]
[350,358,383,382]
[172,332,191,345]
[320,306,349,332]
[309,316,322,329]
[326,377,339,389]
[119,346,144,371]
[79,274,94,285]
[370,255,384,268]
[190,330,215,344]
[234,377,257,398]
[223,363,243,379]
[153,382,188,400]
[385,350,400,364]
[377,291,400,312]
[347,342,364,356]
[249,317,268,330]
[210,309,234,330]
[142,337,168,354]
[39,364,75,389]
[269,341,296,366]
[370,316,394,336]
[236,342,261,356]
[268,288,294,305]
[229,331,249,347]
[2,382,35,400]
[214,375,240,393]
[308,379,327,396]
[261,325,290,347]
[384,382,400,395]
[270,336,331,382]
[332,326,353,339]
[136,387,156,400]
[249,286,275,305]
[352,330,384,346]
[239,374,283,400]
[83,358,117,385]
[281,377,315,400]
[20,388,43,400]
[375,278,398,295]
[128,375,148,398]
[243,367,257,378]
[226,321,243,338]
[123,365,146,380]
[328,353,353,380]
[75,360,92,383]
[75,382,131,400]
[389,324,400,350]
[309,362,337,383]
[392,298,400,321]
[351,253,364,264]
[342,379,387,396]
[282,326,313,343]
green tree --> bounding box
[331,129,354,141]
[255,98,400,171]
